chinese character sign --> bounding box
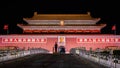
[77,38,120,43]
[2,38,47,43]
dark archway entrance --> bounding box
[58,46,66,54]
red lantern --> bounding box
[3,24,8,30]
[112,25,116,30]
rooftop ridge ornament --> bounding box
[34,12,38,16]
[87,12,91,15]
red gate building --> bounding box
[0,12,119,53]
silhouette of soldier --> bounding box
[54,42,58,53]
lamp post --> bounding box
[112,24,116,35]
[114,24,116,35]
[3,24,9,34]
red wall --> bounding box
[0,35,120,53]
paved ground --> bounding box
[0,54,108,68]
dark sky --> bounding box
[0,0,119,34]
[0,0,118,22]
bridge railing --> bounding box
[71,50,120,68]
[0,48,49,62]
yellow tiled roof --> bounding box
[24,12,97,20]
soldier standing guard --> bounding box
[54,42,58,53]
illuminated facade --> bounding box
[0,12,119,53]
[0,35,120,53]
[17,12,106,34]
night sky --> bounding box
[0,0,119,34]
